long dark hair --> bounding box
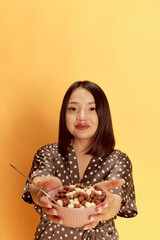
[58,81,115,157]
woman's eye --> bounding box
[90,107,96,111]
[68,107,76,111]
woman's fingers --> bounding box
[47,215,63,225]
[30,176,62,207]
[38,193,53,208]
[96,190,122,213]
[83,195,111,230]
[37,176,62,192]
[83,220,100,230]
[42,207,58,216]
[94,191,112,215]
[89,213,103,222]
[34,176,62,207]
[82,213,104,230]
[93,179,125,192]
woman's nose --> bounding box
[77,110,87,121]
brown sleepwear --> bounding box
[22,143,137,240]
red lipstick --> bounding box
[75,124,90,130]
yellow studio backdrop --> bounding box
[0,0,160,239]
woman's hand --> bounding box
[83,179,125,230]
[29,176,63,224]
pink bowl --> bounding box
[48,186,105,228]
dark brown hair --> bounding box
[58,81,115,157]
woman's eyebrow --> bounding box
[68,101,78,104]
[68,101,95,104]
[88,102,96,105]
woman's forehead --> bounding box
[68,87,95,102]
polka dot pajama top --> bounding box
[22,143,137,240]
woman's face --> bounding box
[66,87,99,144]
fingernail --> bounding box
[58,220,63,224]
[83,226,88,230]
[47,204,52,209]
[90,217,94,221]
[52,209,57,215]
[104,203,108,208]
[35,179,41,184]
[97,208,102,213]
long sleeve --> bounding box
[106,151,138,218]
[22,143,56,204]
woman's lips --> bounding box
[75,124,90,130]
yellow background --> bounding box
[0,0,160,239]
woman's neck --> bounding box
[72,139,90,154]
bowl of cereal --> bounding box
[48,183,107,228]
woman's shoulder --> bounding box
[35,142,59,155]
[112,149,128,156]
[108,149,131,161]
[104,149,133,170]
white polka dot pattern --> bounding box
[22,143,137,239]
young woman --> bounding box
[22,81,137,239]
